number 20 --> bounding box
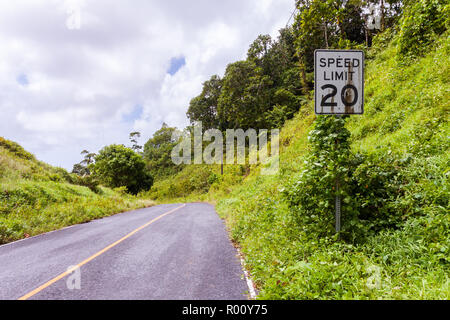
[320,84,358,107]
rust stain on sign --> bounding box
[314,49,364,115]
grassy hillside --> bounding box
[148,29,449,299]
[0,137,153,244]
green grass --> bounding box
[149,31,450,299]
[0,138,154,244]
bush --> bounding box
[282,116,364,241]
[73,174,101,193]
[350,152,407,231]
[282,117,424,243]
[92,145,153,195]
[398,0,448,59]
[51,167,75,184]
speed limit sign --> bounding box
[314,49,364,115]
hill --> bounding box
[146,11,449,298]
[0,137,153,244]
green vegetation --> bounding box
[146,0,449,299]
[397,0,448,59]
[143,123,184,179]
[187,27,303,131]
[216,33,450,296]
[0,137,153,245]
[92,144,153,195]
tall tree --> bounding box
[340,2,366,43]
[186,75,222,130]
[218,60,273,130]
[143,123,183,178]
[72,150,96,176]
[129,131,142,153]
[80,150,96,166]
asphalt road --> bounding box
[0,203,249,300]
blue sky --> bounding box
[167,56,186,76]
[122,105,144,123]
[16,74,29,86]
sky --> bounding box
[0,0,294,170]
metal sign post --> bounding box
[314,49,364,235]
[335,176,341,233]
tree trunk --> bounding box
[365,27,369,47]
[299,60,309,95]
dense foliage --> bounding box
[187,27,304,131]
[93,144,153,195]
[213,29,449,298]
[282,116,361,241]
[143,123,183,178]
[397,0,449,59]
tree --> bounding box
[340,2,366,43]
[72,150,96,176]
[218,60,273,130]
[248,29,299,90]
[129,131,143,153]
[143,123,182,178]
[247,34,275,79]
[365,0,405,31]
[294,0,341,74]
[186,75,222,130]
[80,150,96,167]
[71,163,89,176]
[92,144,153,194]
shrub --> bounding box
[282,117,419,243]
[282,116,363,241]
[350,152,407,231]
[73,174,101,193]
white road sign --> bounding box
[314,50,364,115]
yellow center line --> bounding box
[18,203,186,300]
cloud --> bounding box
[0,0,294,169]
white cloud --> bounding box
[0,0,294,169]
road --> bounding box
[0,203,249,300]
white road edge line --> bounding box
[238,253,257,299]
[221,214,258,299]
